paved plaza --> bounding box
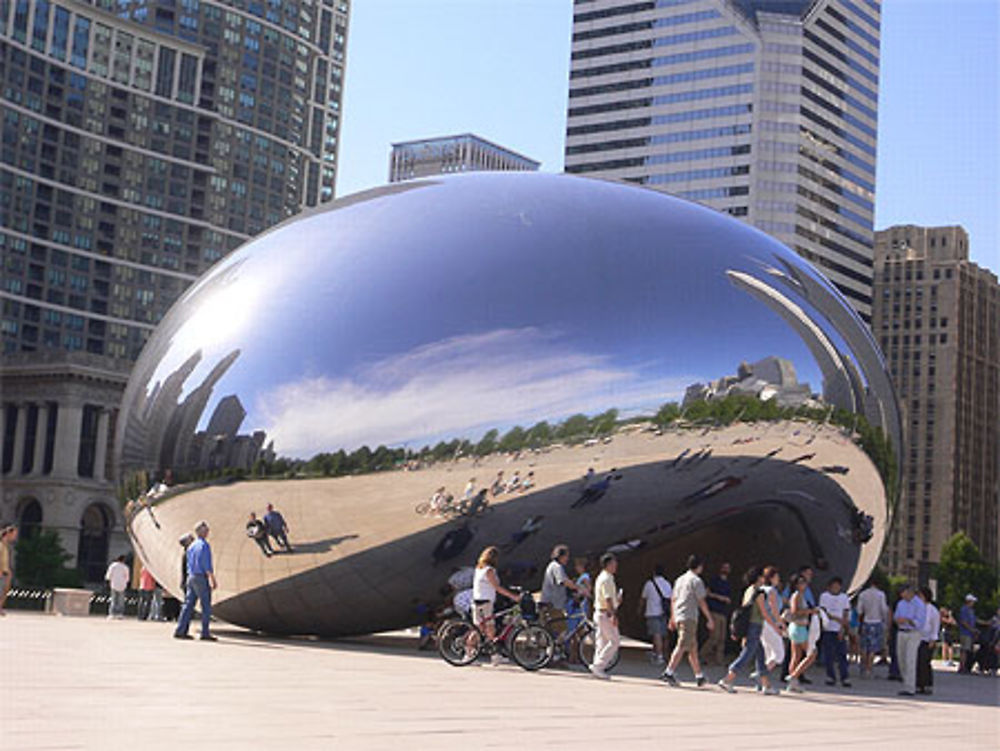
[1,613,997,750]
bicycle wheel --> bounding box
[577,624,620,672]
[541,616,574,664]
[414,502,430,515]
[437,619,483,666]
[510,623,554,671]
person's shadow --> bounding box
[283,534,359,554]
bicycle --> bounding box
[543,611,621,673]
[437,591,553,671]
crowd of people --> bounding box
[445,543,1000,695]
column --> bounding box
[51,402,84,478]
[93,409,110,482]
[31,403,49,476]
[9,403,28,476]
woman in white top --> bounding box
[472,546,520,664]
[759,566,787,684]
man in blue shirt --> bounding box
[174,520,218,641]
[264,503,292,552]
[957,594,979,673]
[703,562,732,666]
[893,584,925,695]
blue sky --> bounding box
[336,0,998,271]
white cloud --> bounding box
[256,327,697,457]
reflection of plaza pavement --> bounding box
[1,613,996,750]
[131,421,888,636]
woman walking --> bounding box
[718,566,780,694]
[472,546,520,666]
[785,573,819,692]
[759,566,787,685]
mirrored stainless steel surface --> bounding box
[117,173,900,638]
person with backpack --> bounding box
[717,566,780,694]
[638,564,673,665]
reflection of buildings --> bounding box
[190,395,274,473]
[684,356,815,408]
[874,225,999,575]
[389,134,540,182]
[564,0,880,320]
[0,352,131,582]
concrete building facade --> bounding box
[565,0,880,321]
[874,225,1000,574]
[0,351,131,582]
[389,133,539,183]
[1,0,350,361]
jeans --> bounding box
[592,611,620,672]
[149,589,163,621]
[728,621,766,678]
[270,530,291,549]
[821,631,849,681]
[108,589,126,617]
[175,574,212,637]
[138,590,153,620]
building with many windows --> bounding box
[874,225,1000,574]
[565,0,880,321]
[389,133,539,183]
[1,0,350,360]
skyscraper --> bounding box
[874,225,1000,575]
[565,0,879,321]
[389,133,540,183]
[1,0,350,360]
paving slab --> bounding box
[1,612,997,750]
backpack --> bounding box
[650,577,670,617]
[730,587,763,641]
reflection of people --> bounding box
[174,521,218,641]
[502,516,543,551]
[490,472,505,497]
[463,478,476,500]
[264,503,292,551]
[246,513,273,557]
[520,471,535,491]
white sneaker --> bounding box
[490,654,507,666]
[717,679,736,694]
[589,665,611,680]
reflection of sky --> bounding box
[131,173,867,458]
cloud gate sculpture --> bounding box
[118,173,900,639]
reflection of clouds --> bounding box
[258,328,697,457]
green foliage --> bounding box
[14,530,83,588]
[557,414,591,441]
[654,402,681,426]
[936,533,998,616]
[474,429,499,457]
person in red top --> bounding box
[138,565,157,621]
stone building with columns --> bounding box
[1,351,131,583]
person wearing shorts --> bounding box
[472,546,519,666]
[786,573,819,692]
[857,579,889,677]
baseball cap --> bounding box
[965,593,977,602]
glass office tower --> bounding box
[1,0,349,360]
[566,0,880,321]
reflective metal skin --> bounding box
[118,173,900,639]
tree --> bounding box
[498,426,526,453]
[557,414,590,441]
[15,530,83,588]
[936,532,998,616]
[654,402,681,426]
[474,429,499,457]
[526,421,552,448]
[590,408,619,436]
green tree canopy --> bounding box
[936,532,998,616]
[15,530,83,588]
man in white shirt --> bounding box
[916,587,940,694]
[818,576,852,687]
[105,555,130,619]
[638,565,673,664]
[856,579,889,678]
[589,552,620,680]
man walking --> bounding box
[894,584,925,696]
[589,552,620,680]
[264,503,292,551]
[638,564,673,665]
[174,521,218,641]
[856,578,889,678]
[661,554,714,687]
[539,544,581,627]
[818,577,851,687]
[916,587,939,694]
[104,554,130,619]
[703,561,732,666]
[957,594,979,673]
